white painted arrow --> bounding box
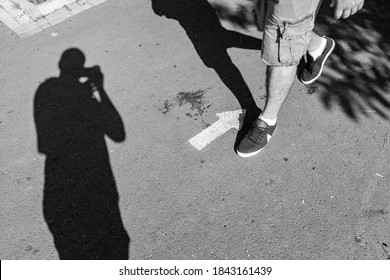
[189,110,243,150]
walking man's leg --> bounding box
[300,30,335,85]
[262,66,297,120]
[237,0,365,157]
[237,65,296,158]
[301,0,366,84]
[237,0,322,158]
[308,31,324,53]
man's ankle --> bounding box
[259,114,277,126]
[308,37,327,61]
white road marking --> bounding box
[189,110,242,150]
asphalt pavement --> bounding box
[1,0,389,259]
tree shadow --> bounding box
[311,0,390,121]
[151,0,263,149]
[34,48,130,259]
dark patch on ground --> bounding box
[159,100,174,115]
[374,236,390,260]
[363,209,389,218]
[25,245,40,254]
[158,89,212,127]
[306,83,318,95]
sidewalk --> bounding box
[1,0,389,260]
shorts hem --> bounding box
[261,58,300,67]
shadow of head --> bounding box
[58,48,102,86]
[58,48,86,72]
[312,0,390,121]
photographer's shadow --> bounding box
[34,48,130,259]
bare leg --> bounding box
[261,65,297,119]
[236,64,296,157]
[307,31,323,53]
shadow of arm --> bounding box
[34,80,65,155]
[98,87,126,143]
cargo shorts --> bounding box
[255,0,323,66]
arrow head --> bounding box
[188,109,246,150]
[215,109,244,130]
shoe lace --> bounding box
[247,122,268,144]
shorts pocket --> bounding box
[277,14,314,64]
[277,29,293,64]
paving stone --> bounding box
[88,0,107,6]
[35,17,48,24]
[18,25,43,37]
[14,21,42,36]
[0,0,15,11]
[0,7,20,29]
[35,18,51,29]
[77,0,93,9]
[0,0,108,37]
[6,7,24,18]
[45,8,71,25]
[14,14,32,25]
[66,2,84,15]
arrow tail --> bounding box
[188,110,243,150]
[189,120,230,150]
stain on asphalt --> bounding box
[159,100,174,115]
[25,245,39,254]
[175,89,210,112]
[306,83,318,95]
[354,236,362,243]
[381,243,390,259]
[25,245,33,251]
[159,89,212,127]
[363,209,389,218]
[265,179,275,186]
[376,238,390,259]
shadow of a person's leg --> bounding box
[152,0,263,149]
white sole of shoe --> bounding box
[301,38,336,85]
[237,147,264,158]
